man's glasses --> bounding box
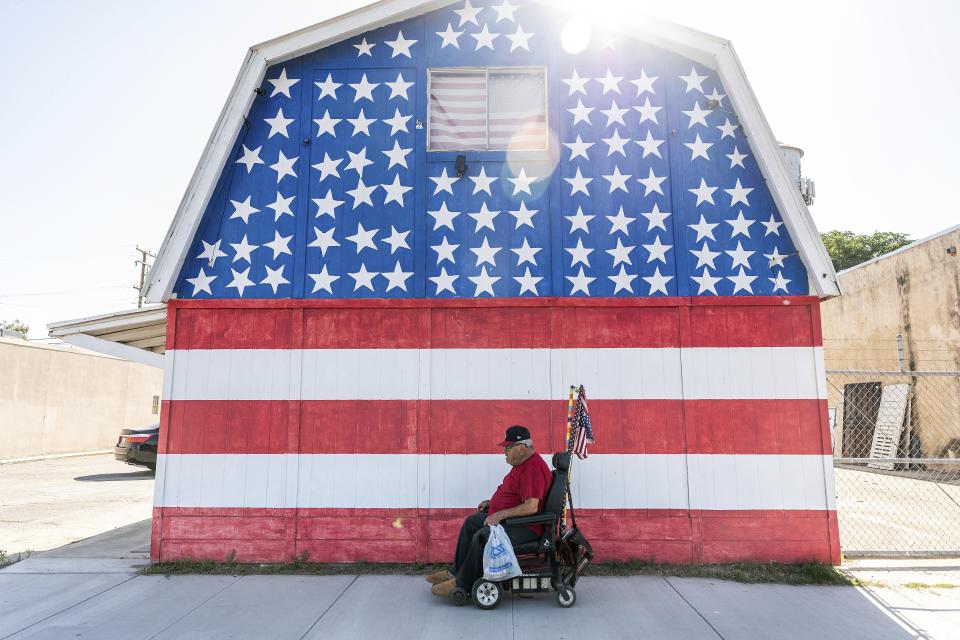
[503,443,523,452]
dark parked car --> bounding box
[114,424,159,471]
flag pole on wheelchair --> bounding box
[562,384,595,532]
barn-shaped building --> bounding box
[143,0,841,564]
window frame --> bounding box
[427,66,549,153]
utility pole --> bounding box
[133,246,156,308]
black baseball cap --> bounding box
[498,425,531,447]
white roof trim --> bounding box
[143,0,839,301]
[48,305,168,368]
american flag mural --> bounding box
[155,0,838,565]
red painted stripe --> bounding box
[151,507,838,564]
[161,399,828,455]
[167,299,820,350]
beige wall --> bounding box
[820,227,960,457]
[0,338,163,460]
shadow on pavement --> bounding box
[74,470,155,482]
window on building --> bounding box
[152,395,160,415]
[428,67,547,151]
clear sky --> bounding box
[1,0,957,338]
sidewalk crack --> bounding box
[663,577,727,640]
[298,574,360,640]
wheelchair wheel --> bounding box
[471,579,502,610]
[556,586,576,608]
[451,586,470,607]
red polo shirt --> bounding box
[488,453,553,535]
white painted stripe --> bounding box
[154,453,835,511]
[165,347,826,401]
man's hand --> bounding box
[483,511,503,526]
[477,500,490,512]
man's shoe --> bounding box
[425,569,454,585]
[431,578,458,597]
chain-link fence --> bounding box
[826,337,960,557]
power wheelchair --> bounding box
[451,452,593,609]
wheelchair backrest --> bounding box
[542,452,571,517]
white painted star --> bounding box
[761,214,784,236]
[606,237,635,266]
[723,240,752,268]
[705,87,726,106]
[428,202,460,231]
[347,109,376,136]
[385,30,417,58]
[514,267,542,295]
[235,145,263,172]
[386,73,414,100]
[347,179,377,209]
[563,135,593,161]
[307,226,339,256]
[230,235,258,264]
[471,24,500,50]
[566,237,593,268]
[509,201,537,229]
[470,237,501,267]
[609,265,637,294]
[267,68,299,98]
[595,68,622,94]
[430,168,457,196]
[506,25,533,51]
[267,192,295,220]
[264,107,294,138]
[511,237,541,266]
[562,70,589,96]
[568,99,594,125]
[436,23,464,48]
[353,37,375,57]
[197,239,226,264]
[345,148,373,177]
[381,174,412,206]
[312,190,344,219]
[725,179,754,207]
[508,168,536,195]
[469,166,497,195]
[606,206,632,236]
[566,267,595,295]
[770,271,791,293]
[643,236,671,264]
[682,102,710,128]
[312,153,342,183]
[692,268,721,295]
[454,0,482,27]
[764,246,789,269]
[601,100,628,127]
[679,66,708,93]
[603,166,631,193]
[308,265,339,294]
[643,267,673,295]
[726,211,755,238]
[717,118,739,139]
[641,203,671,232]
[315,73,342,100]
[689,214,719,242]
[565,206,594,233]
[431,236,459,264]
[187,268,217,295]
[601,129,630,157]
[688,178,717,206]
[260,264,290,294]
[565,167,592,196]
[630,69,658,96]
[430,266,459,294]
[228,196,259,223]
[382,261,413,292]
[313,110,342,137]
[264,230,293,259]
[270,151,298,183]
[382,226,410,254]
[637,168,667,196]
[727,146,749,169]
[346,222,378,253]
[469,266,500,297]
[350,74,380,102]
[383,140,412,169]
[226,267,254,297]
[635,130,664,158]
[691,241,720,269]
[727,266,757,294]
[633,97,662,124]
[468,202,501,232]
[349,264,377,291]
[492,0,519,22]
[684,133,713,160]
[383,109,412,135]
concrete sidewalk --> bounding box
[2,524,958,639]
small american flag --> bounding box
[572,386,595,459]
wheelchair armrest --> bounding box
[501,512,557,527]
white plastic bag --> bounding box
[482,524,523,581]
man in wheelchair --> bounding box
[426,425,592,608]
